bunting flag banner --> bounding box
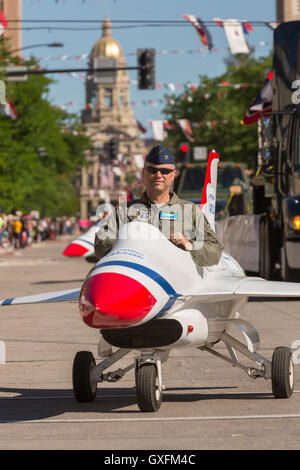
[266,22,279,30]
[181,14,213,51]
[242,76,273,125]
[242,21,254,34]
[36,40,268,64]
[135,119,146,133]
[3,100,18,120]
[177,119,195,142]
[151,120,166,141]
[213,18,224,27]
[223,19,250,55]
[0,10,8,37]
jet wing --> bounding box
[234,278,300,297]
[0,288,80,306]
[178,277,300,301]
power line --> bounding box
[3,19,275,31]
[5,19,274,24]
[3,24,276,32]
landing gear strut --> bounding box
[204,332,294,399]
[72,348,168,411]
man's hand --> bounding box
[169,232,193,251]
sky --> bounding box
[18,0,277,137]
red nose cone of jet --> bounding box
[62,243,89,257]
[79,272,157,329]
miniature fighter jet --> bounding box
[0,152,298,412]
[62,224,99,263]
[63,205,112,263]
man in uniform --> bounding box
[94,145,223,267]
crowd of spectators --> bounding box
[0,210,77,251]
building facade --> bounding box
[0,0,22,52]
[277,0,300,21]
[80,18,149,220]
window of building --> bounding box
[88,173,93,188]
[90,92,96,108]
[119,95,124,107]
[104,88,113,108]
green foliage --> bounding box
[163,52,272,167]
[0,42,91,216]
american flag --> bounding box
[243,76,273,125]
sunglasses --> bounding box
[145,166,175,175]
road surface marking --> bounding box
[1,414,300,424]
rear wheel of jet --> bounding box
[135,363,162,412]
[72,351,97,402]
[271,347,294,399]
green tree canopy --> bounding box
[0,41,91,216]
[162,51,272,167]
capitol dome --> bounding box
[91,18,123,58]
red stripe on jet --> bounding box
[200,151,219,207]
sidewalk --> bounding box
[0,246,14,256]
[0,234,75,256]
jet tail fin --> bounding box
[200,150,219,231]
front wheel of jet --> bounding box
[271,347,294,399]
[135,363,162,412]
[72,351,97,402]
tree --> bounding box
[162,52,272,166]
[0,43,91,216]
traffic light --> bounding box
[179,143,190,162]
[137,48,155,90]
[108,138,119,160]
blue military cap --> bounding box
[145,145,175,165]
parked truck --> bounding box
[173,161,250,219]
[216,21,300,281]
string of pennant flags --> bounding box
[60,117,234,138]
[47,70,266,92]
[35,41,269,63]
[54,85,256,110]
[1,7,278,56]
[180,16,277,55]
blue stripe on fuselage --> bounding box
[78,239,94,247]
[98,260,179,296]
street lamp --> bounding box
[7,42,64,56]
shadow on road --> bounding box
[0,385,274,422]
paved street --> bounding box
[0,239,300,450]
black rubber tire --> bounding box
[271,347,294,399]
[72,351,97,402]
[135,363,162,412]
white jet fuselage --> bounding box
[79,221,247,349]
